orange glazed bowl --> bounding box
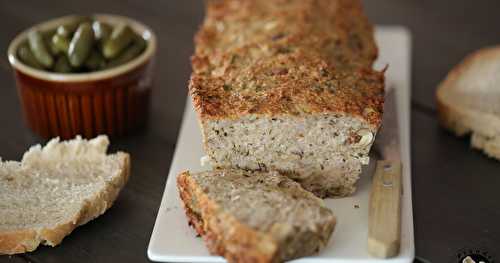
[7,14,156,139]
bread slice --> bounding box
[177,169,336,263]
[0,135,130,255]
[437,46,500,159]
[190,0,385,197]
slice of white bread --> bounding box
[437,46,500,159]
[177,169,336,263]
[0,135,130,255]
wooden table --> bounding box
[0,1,499,262]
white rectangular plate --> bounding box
[148,26,414,263]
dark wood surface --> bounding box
[0,1,499,262]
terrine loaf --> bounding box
[190,0,385,197]
[177,169,336,263]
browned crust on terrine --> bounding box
[177,171,279,263]
[189,0,384,127]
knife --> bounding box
[368,87,403,258]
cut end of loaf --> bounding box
[0,135,130,255]
[201,114,376,197]
[177,169,336,263]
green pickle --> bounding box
[53,56,72,73]
[106,35,146,68]
[56,16,91,38]
[43,30,58,55]
[85,50,106,70]
[57,25,74,38]
[51,34,70,55]
[68,22,95,67]
[103,23,134,59]
[19,17,147,73]
[92,21,112,53]
[28,30,54,68]
[92,21,112,41]
[17,43,43,69]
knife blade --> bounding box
[375,87,401,162]
[368,86,403,258]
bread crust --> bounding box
[436,46,500,160]
[190,0,384,127]
[177,171,279,263]
[0,153,130,255]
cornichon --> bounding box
[53,56,72,73]
[56,16,91,38]
[102,24,134,59]
[92,21,112,41]
[17,43,43,69]
[19,17,147,73]
[51,34,70,55]
[85,50,106,70]
[43,30,58,55]
[56,24,74,38]
[106,36,146,68]
[28,30,54,68]
[68,22,95,67]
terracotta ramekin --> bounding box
[7,14,156,139]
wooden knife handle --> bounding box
[368,160,402,258]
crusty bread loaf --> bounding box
[0,136,130,255]
[190,0,385,197]
[177,169,336,263]
[437,46,500,160]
